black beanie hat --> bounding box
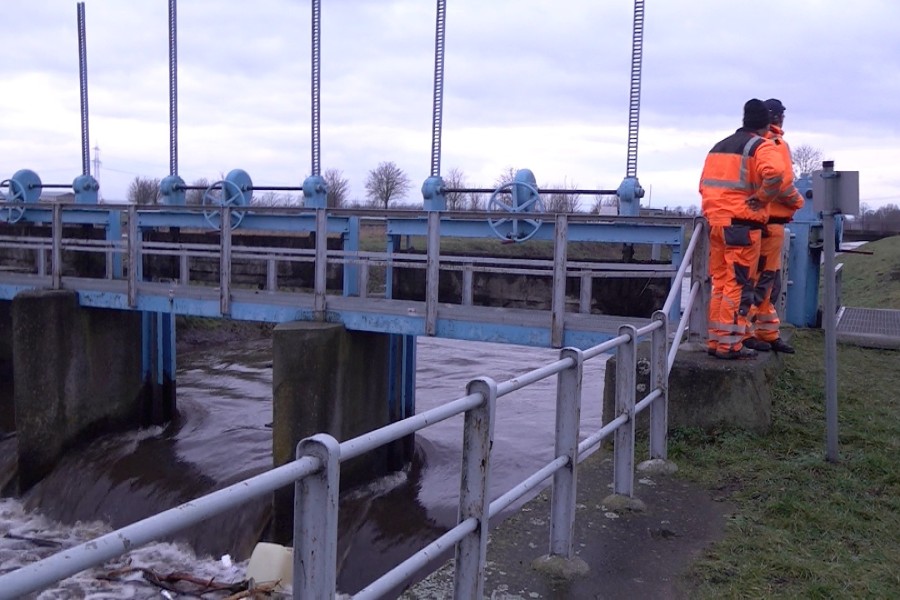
[764,98,786,117]
[743,98,770,130]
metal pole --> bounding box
[820,161,839,463]
[425,211,440,335]
[430,0,448,177]
[649,311,668,459]
[220,208,231,316]
[551,213,568,348]
[314,207,327,316]
[293,434,339,599]
[76,3,90,177]
[453,377,497,600]
[310,0,322,176]
[168,0,178,176]
[613,325,637,497]
[549,348,582,557]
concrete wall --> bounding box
[0,301,13,434]
[603,343,782,435]
[11,290,146,492]
[270,322,402,544]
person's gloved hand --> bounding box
[746,196,763,211]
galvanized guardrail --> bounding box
[0,221,706,599]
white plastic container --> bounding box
[246,542,294,591]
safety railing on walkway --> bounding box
[0,203,699,347]
[0,220,707,599]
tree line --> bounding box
[124,144,898,228]
[125,162,617,213]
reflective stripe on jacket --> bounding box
[766,124,804,220]
[699,128,786,226]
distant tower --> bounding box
[92,145,102,201]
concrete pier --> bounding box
[270,322,405,544]
[10,290,146,492]
[0,302,13,434]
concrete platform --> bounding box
[836,307,900,350]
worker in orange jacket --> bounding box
[699,99,788,359]
[744,99,804,354]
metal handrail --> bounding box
[0,204,709,598]
[0,317,677,599]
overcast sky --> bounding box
[2,0,899,211]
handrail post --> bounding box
[220,207,232,316]
[613,324,637,497]
[687,218,709,346]
[454,377,497,600]
[579,274,592,313]
[549,347,582,557]
[425,211,440,335]
[314,207,327,317]
[293,433,340,599]
[51,202,62,289]
[551,213,568,347]
[127,205,139,308]
[649,311,669,460]
[343,215,360,296]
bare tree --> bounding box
[468,192,486,211]
[443,167,468,211]
[545,179,581,213]
[494,166,518,188]
[323,168,350,208]
[252,191,297,206]
[792,144,824,176]
[128,176,161,205]
[591,194,619,214]
[185,178,210,206]
[365,161,411,209]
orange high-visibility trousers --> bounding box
[751,222,786,343]
[707,224,762,354]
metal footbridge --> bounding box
[0,203,695,350]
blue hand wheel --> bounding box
[0,178,28,224]
[487,180,545,242]
[202,178,247,230]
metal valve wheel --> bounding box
[0,177,29,224]
[487,180,545,242]
[202,178,248,230]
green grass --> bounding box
[673,236,900,598]
[836,235,900,309]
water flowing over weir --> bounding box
[0,336,606,595]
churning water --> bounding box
[0,335,608,598]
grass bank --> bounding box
[837,234,900,309]
[674,234,900,598]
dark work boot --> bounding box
[743,338,772,352]
[714,346,758,360]
[770,338,795,354]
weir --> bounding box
[0,0,856,596]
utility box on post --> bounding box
[812,170,859,215]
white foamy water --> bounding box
[0,497,257,599]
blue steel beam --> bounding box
[387,218,683,246]
[0,277,640,349]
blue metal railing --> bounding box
[0,203,696,349]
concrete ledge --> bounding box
[603,342,785,434]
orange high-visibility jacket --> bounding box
[699,128,786,226]
[765,124,803,222]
